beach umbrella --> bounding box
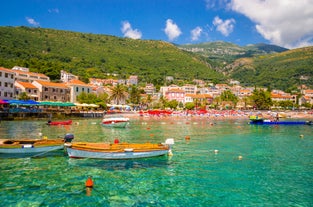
[0,99,9,104]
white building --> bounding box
[0,67,15,100]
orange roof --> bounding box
[304,89,313,93]
[14,69,49,78]
[67,79,90,86]
[167,88,185,93]
[16,81,37,89]
[186,94,212,98]
[34,80,68,88]
[0,67,15,73]
[271,93,292,98]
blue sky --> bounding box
[1,0,312,49]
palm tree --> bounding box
[110,84,128,105]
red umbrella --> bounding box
[0,99,9,104]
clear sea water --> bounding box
[0,117,312,207]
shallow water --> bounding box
[0,117,312,206]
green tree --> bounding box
[18,92,30,100]
[220,90,238,107]
[110,84,128,105]
[128,85,141,104]
[185,102,195,110]
[166,100,178,109]
[251,89,272,109]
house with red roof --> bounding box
[15,81,39,101]
[32,80,70,102]
[66,79,93,103]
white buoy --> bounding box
[214,149,219,154]
[238,155,243,160]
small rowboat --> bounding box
[249,116,313,125]
[65,138,174,160]
[102,116,129,128]
[0,134,74,156]
[47,120,72,125]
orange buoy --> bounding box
[149,134,154,137]
[185,135,190,140]
[85,176,94,188]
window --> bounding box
[76,87,79,92]
[4,82,8,87]
[5,73,8,78]
[44,87,48,91]
[0,72,2,76]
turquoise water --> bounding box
[0,117,312,206]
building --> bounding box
[165,88,185,104]
[66,79,93,103]
[0,67,15,100]
[182,84,197,94]
[127,75,138,85]
[32,80,70,102]
[60,70,78,83]
[185,94,213,105]
[13,68,50,82]
[15,81,39,101]
[143,83,156,95]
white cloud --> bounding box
[229,0,313,48]
[213,16,235,36]
[191,26,203,41]
[26,17,40,27]
[164,19,182,41]
[48,8,59,13]
[205,0,229,9]
[121,21,142,39]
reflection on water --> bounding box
[67,156,174,171]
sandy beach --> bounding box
[120,110,313,120]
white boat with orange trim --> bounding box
[0,134,74,156]
[102,115,129,128]
[65,138,174,160]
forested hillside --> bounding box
[227,47,313,91]
[0,26,224,85]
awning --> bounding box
[39,101,76,107]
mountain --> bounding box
[178,41,288,65]
[0,26,224,84]
[179,41,313,91]
[226,46,313,91]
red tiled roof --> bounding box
[34,80,68,88]
[16,81,37,89]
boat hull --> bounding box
[102,121,129,128]
[0,145,64,154]
[249,121,311,125]
[47,120,72,125]
[66,147,169,159]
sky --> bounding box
[1,0,313,49]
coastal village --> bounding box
[0,65,313,118]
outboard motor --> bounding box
[64,133,74,143]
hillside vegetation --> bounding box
[228,47,313,90]
[0,26,224,85]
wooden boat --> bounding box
[47,120,72,125]
[0,133,74,155]
[65,138,174,160]
[102,116,129,128]
[249,116,312,125]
